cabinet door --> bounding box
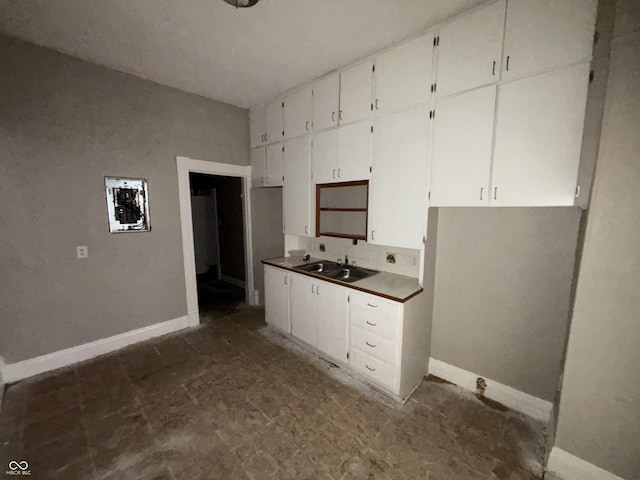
[313,73,340,131]
[283,137,313,236]
[316,282,348,362]
[374,33,434,116]
[370,106,430,249]
[250,104,266,148]
[312,129,339,184]
[338,120,372,182]
[264,266,290,333]
[436,0,506,98]
[265,143,284,187]
[289,274,317,347]
[430,86,496,206]
[265,98,284,145]
[340,60,374,125]
[284,87,312,140]
[492,63,589,206]
[502,0,597,80]
[250,147,267,187]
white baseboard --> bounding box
[428,358,553,422]
[220,274,246,289]
[0,316,190,384]
[547,447,625,480]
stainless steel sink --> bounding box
[294,260,339,274]
[294,261,379,283]
[325,266,379,283]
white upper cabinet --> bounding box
[284,86,312,140]
[369,106,430,249]
[283,136,313,236]
[251,147,267,187]
[265,98,284,145]
[430,86,497,206]
[250,104,266,148]
[492,63,590,206]
[435,0,506,98]
[312,128,339,185]
[265,143,284,187]
[338,120,372,182]
[313,73,340,131]
[502,0,597,80]
[340,60,374,125]
[374,33,434,116]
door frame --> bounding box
[177,156,255,327]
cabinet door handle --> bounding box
[366,321,377,326]
[284,276,288,285]
[365,365,376,372]
[332,169,336,179]
[332,111,336,122]
[506,56,510,71]
[316,285,320,295]
[265,176,269,185]
[305,225,309,234]
[494,187,498,200]
[480,187,483,200]
[371,230,375,240]
[365,341,376,348]
[338,168,341,178]
[339,110,343,120]
[311,284,315,293]
[261,176,265,184]
[375,99,379,110]
[305,121,309,131]
[492,60,496,76]
[366,303,378,308]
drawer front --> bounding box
[349,304,399,340]
[350,349,396,391]
[350,326,397,365]
[349,291,400,317]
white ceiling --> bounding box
[0,0,484,108]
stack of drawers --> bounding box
[348,291,402,393]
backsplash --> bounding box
[287,235,420,278]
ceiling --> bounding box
[0,0,484,108]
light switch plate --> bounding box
[76,246,89,259]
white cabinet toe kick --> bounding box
[263,263,431,402]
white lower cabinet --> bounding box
[264,266,429,401]
[288,272,348,362]
[347,290,429,400]
[264,266,290,333]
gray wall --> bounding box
[251,188,284,305]
[0,35,249,363]
[554,0,640,477]
[431,208,581,402]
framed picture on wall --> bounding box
[104,177,151,233]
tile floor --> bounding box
[0,306,546,479]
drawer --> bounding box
[350,326,397,365]
[349,305,399,340]
[350,348,396,391]
[349,291,400,318]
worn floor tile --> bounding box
[0,305,546,479]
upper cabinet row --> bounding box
[251,0,596,146]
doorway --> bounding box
[177,156,254,328]
[190,173,246,318]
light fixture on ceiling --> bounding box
[223,0,260,7]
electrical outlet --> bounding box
[386,253,396,264]
[319,243,326,252]
[76,246,89,259]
